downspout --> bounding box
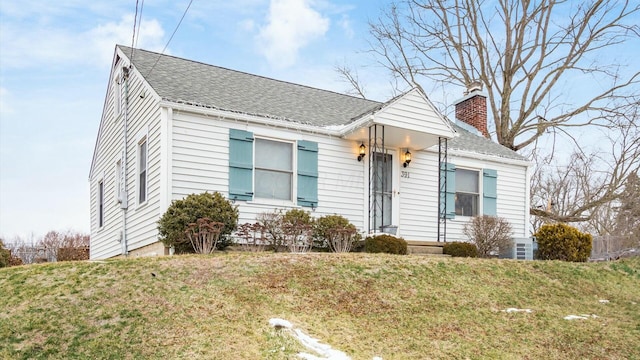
[121,65,130,256]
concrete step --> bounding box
[407,244,444,255]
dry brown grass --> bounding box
[1,253,639,359]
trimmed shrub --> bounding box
[313,214,360,252]
[158,192,238,253]
[364,234,408,255]
[463,215,513,258]
[535,223,592,262]
[443,242,478,258]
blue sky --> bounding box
[0,0,395,240]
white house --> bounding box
[88,45,530,259]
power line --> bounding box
[130,0,140,62]
[146,0,195,78]
[134,0,145,49]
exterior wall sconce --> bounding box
[357,143,366,161]
[403,149,412,167]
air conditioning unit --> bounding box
[501,237,536,260]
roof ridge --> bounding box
[116,44,381,105]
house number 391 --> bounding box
[401,171,410,178]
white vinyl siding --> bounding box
[373,89,453,138]
[171,112,365,232]
[89,47,163,259]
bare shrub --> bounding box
[57,247,90,261]
[257,209,314,252]
[235,223,268,252]
[185,218,225,254]
[327,227,358,253]
[256,210,286,252]
[463,216,513,258]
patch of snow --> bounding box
[269,318,293,329]
[293,328,351,360]
[269,318,382,360]
[598,299,610,304]
[564,314,598,320]
[503,308,533,313]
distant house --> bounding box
[88,45,530,259]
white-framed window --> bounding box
[136,129,148,205]
[98,179,105,228]
[455,168,479,217]
[254,138,293,201]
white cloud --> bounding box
[257,0,330,68]
[0,14,165,70]
[338,14,354,39]
[86,14,166,66]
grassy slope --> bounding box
[1,254,639,360]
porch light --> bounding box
[357,143,366,161]
[403,149,412,167]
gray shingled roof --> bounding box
[119,45,381,127]
[120,45,524,161]
[448,123,526,161]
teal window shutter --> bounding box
[439,162,456,219]
[229,129,254,201]
[483,169,498,216]
[297,140,318,208]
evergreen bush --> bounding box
[443,242,478,257]
[157,192,238,253]
[535,223,592,262]
[364,234,408,255]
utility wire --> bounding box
[130,0,140,63]
[134,0,145,49]
[146,0,194,78]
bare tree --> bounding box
[363,0,639,151]
[613,172,640,247]
[335,64,368,99]
[529,115,640,228]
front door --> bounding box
[372,151,393,232]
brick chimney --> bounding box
[454,81,489,138]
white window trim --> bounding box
[252,136,297,205]
[136,127,149,208]
[454,167,482,218]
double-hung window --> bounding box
[138,138,148,204]
[455,169,479,216]
[254,138,293,201]
[228,129,318,208]
[441,164,498,218]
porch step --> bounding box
[406,241,445,255]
